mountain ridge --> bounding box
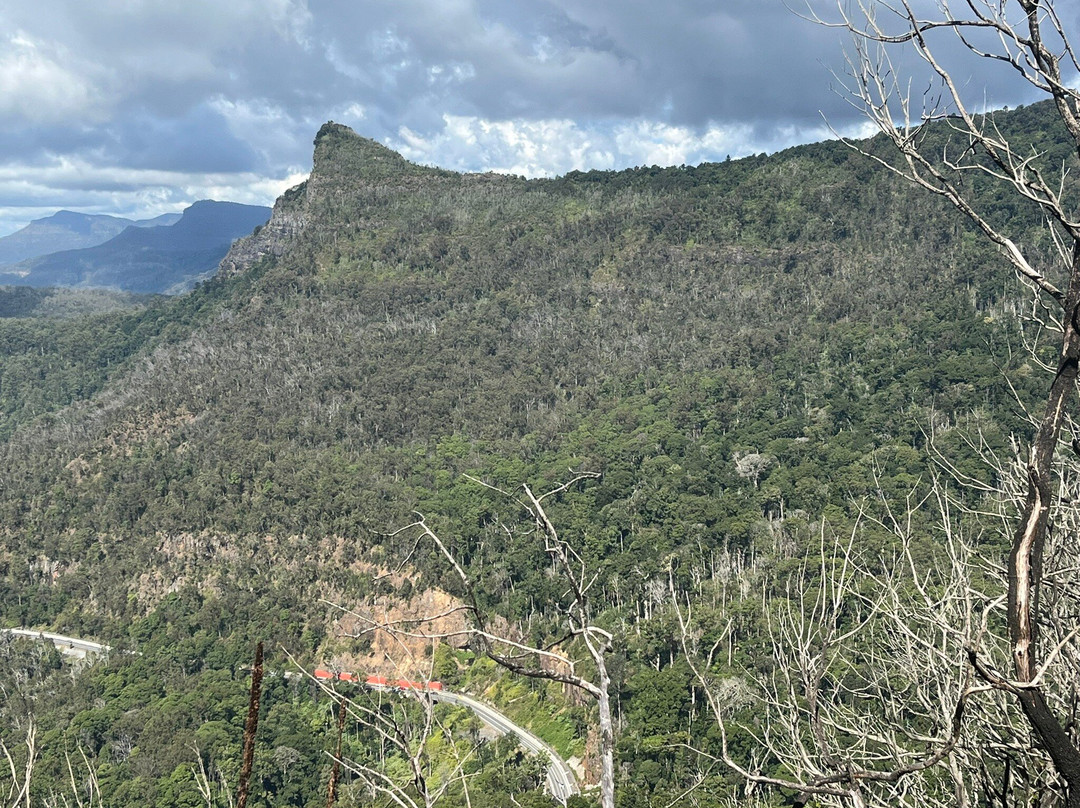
[0,110,1031,605]
[0,200,271,294]
[0,210,182,267]
[0,102,1068,807]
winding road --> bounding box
[431,688,579,803]
[0,627,111,659]
[2,628,580,803]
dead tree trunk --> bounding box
[236,641,263,808]
[1009,243,1080,801]
[326,696,347,808]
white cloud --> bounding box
[210,97,308,165]
[339,103,367,122]
[325,40,371,83]
[0,32,106,123]
[266,0,315,48]
[389,114,862,178]
[0,1,318,116]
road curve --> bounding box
[1,628,111,658]
[3,629,580,803]
[431,688,579,803]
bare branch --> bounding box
[338,475,607,806]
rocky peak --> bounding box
[312,121,431,182]
[218,122,446,280]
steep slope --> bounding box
[0,201,270,293]
[0,105,1070,807]
[0,210,180,266]
[0,116,1040,625]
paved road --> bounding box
[1,628,111,659]
[431,688,579,803]
[3,629,579,803]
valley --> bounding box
[0,101,1072,807]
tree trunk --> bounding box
[1009,243,1080,803]
[236,642,264,808]
[326,696,347,808]
[597,660,615,808]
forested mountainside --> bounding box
[0,102,1068,807]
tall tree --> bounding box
[825,1,1080,799]
[684,1,1080,805]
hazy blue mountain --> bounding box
[0,210,182,267]
[133,212,184,227]
[0,201,271,294]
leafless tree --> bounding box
[325,698,346,808]
[681,447,1080,803]
[190,744,235,808]
[332,473,613,808]
[1,722,35,808]
[54,746,103,808]
[725,0,1080,802]
[297,648,477,808]
[680,479,989,806]
[1,722,107,808]
[734,452,774,489]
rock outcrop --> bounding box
[217,122,444,280]
[216,182,309,279]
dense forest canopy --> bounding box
[0,100,1071,806]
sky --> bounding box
[0,0,1065,236]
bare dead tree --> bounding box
[676,478,1047,807]
[191,744,236,808]
[60,746,102,808]
[236,641,264,808]
[1,723,106,808]
[681,429,1080,806]
[946,413,1080,803]
[295,649,477,808]
[344,690,474,808]
[332,473,612,808]
[773,0,1080,802]
[0,722,35,808]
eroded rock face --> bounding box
[217,183,309,279]
[217,122,442,281]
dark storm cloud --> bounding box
[105,106,260,173]
[295,0,856,132]
[0,0,1072,235]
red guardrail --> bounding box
[311,669,442,691]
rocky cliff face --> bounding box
[216,182,309,279]
[217,122,445,280]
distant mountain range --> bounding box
[0,201,271,294]
[0,210,181,266]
